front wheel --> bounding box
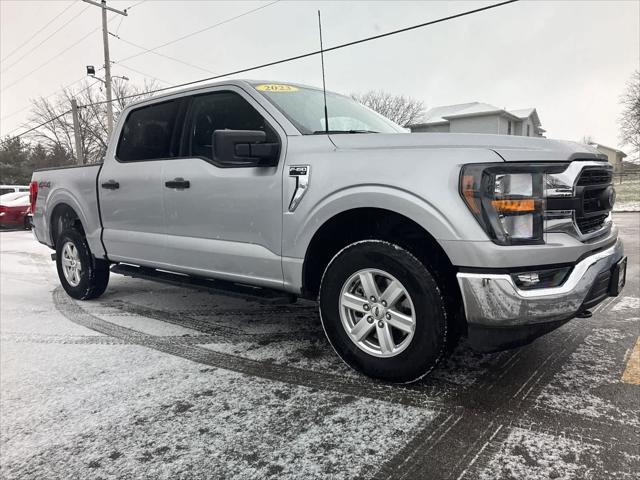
[319,240,447,383]
[56,228,110,300]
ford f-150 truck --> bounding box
[30,80,626,382]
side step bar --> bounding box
[110,264,297,305]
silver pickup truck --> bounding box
[30,80,626,382]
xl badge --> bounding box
[288,165,310,212]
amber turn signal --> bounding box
[490,199,537,213]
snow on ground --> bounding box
[476,427,639,480]
[199,339,357,377]
[614,201,640,212]
[613,177,640,212]
[536,328,639,426]
[1,341,430,479]
[611,296,640,312]
[2,213,639,479]
[0,231,435,479]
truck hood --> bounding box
[328,132,606,163]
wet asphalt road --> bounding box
[1,213,638,479]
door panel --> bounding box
[162,87,285,287]
[163,159,283,287]
[98,97,184,265]
[99,160,166,264]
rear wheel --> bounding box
[319,240,447,383]
[56,228,109,300]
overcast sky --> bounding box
[1,0,638,150]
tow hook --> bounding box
[576,310,593,318]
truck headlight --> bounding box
[460,164,565,245]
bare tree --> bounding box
[351,91,425,127]
[618,70,640,162]
[580,135,594,145]
[26,78,159,164]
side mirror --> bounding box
[212,130,279,167]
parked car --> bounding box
[0,192,31,229]
[0,185,29,196]
[30,80,626,382]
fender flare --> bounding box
[45,188,105,257]
[289,184,461,261]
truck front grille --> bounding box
[545,162,613,241]
[576,214,608,234]
[577,169,612,186]
[575,167,613,235]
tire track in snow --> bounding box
[99,298,323,344]
[52,287,444,409]
[53,287,640,480]
[374,317,640,479]
[0,332,225,346]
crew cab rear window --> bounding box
[116,100,180,161]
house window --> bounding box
[507,121,512,135]
[526,124,530,136]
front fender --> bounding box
[283,184,461,260]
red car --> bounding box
[0,192,31,229]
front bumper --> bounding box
[457,239,624,351]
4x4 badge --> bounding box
[288,165,310,212]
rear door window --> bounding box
[116,100,181,161]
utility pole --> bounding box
[70,99,84,165]
[82,0,127,136]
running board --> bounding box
[110,264,297,304]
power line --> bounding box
[76,79,104,96]
[1,2,145,132]
[116,63,172,85]
[114,0,280,65]
[12,0,519,138]
[85,0,520,109]
[112,34,218,75]
[1,13,121,93]
[1,4,90,73]
[114,15,126,35]
[10,110,72,138]
[1,1,145,124]
[2,1,271,129]
[1,27,101,92]
[4,79,101,136]
[0,0,78,63]
[1,75,87,122]
[125,0,146,11]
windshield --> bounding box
[253,83,405,135]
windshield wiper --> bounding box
[311,129,379,134]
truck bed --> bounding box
[31,163,105,259]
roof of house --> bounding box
[410,102,540,128]
[508,108,535,119]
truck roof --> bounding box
[124,79,330,110]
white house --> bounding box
[409,102,545,137]
[589,143,627,172]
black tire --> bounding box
[23,215,31,230]
[319,240,447,383]
[56,228,109,300]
